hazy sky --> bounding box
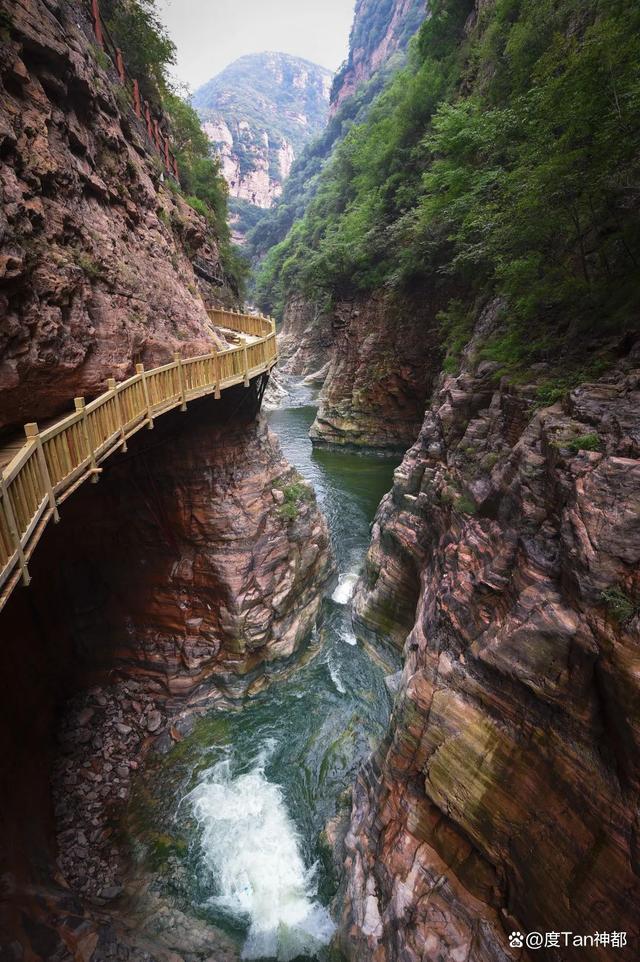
[156,0,356,92]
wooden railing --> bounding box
[207,308,274,339]
[0,311,277,612]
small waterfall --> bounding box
[188,753,335,960]
[331,571,359,605]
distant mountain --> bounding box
[246,0,426,266]
[193,53,332,215]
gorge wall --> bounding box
[278,293,440,452]
[0,0,234,435]
[330,0,426,112]
[0,385,334,959]
[341,323,640,962]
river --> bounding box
[126,379,400,961]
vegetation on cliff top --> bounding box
[255,0,640,371]
[101,0,247,292]
[192,53,331,180]
[330,0,426,102]
[246,0,426,270]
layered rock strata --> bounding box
[0,384,334,959]
[276,295,333,378]
[0,0,233,435]
[309,294,440,451]
[331,0,426,113]
[343,330,640,960]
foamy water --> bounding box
[331,572,359,605]
[338,626,358,647]
[327,655,346,694]
[188,754,335,960]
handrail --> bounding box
[0,310,278,612]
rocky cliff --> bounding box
[0,385,334,958]
[330,0,426,112]
[0,0,235,436]
[0,4,337,958]
[301,293,439,452]
[341,313,640,961]
[193,53,332,211]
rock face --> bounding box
[0,383,335,957]
[194,53,332,210]
[307,294,440,451]
[341,323,640,960]
[0,0,233,435]
[16,388,334,696]
[276,294,333,377]
[330,0,426,113]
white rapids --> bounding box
[331,571,359,605]
[188,755,335,960]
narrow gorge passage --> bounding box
[124,379,401,961]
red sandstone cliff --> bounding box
[330,0,426,113]
[309,294,440,451]
[340,308,640,961]
[0,387,335,958]
[0,0,235,435]
[277,291,441,451]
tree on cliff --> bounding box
[255,0,640,375]
[101,0,247,289]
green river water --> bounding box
[127,380,400,961]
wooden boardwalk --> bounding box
[0,308,277,612]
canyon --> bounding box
[255,0,640,959]
[2,0,640,961]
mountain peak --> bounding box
[193,52,332,216]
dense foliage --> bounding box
[245,54,406,267]
[256,0,640,371]
[100,0,246,292]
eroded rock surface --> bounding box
[277,295,333,378]
[0,0,233,434]
[309,294,439,451]
[330,0,426,113]
[343,335,640,960]
[0,386,334,959]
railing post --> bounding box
[243,344,250,387]
[75,398,101,483]
[145,103,153,141]
[133,79,142,118]
[174,353,187,412]
[0,478,30,586]
[24,423,59,523]
[136,364,154,429]
[115,48,126,84]
[91,0,104,48]
[108,378,128,452]
[214,351,221,400]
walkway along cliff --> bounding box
[0,307,277,611]
[0,2,337,956]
